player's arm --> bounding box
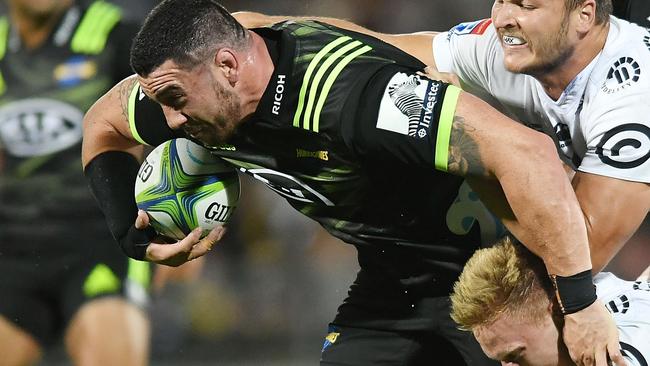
[447,91,592,275]
[232,11,437,68]
[572,172,650,273]
[81,76,144,165]
[82,76,223,266]
[448,90,626,366]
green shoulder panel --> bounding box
[71,0,123,55]
[0,16,8,60]
[0,16,8,96]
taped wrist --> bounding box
[549,269,597,314]
[84,151,155,260]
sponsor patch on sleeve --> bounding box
[449,19,492,37]
[376,72,442,139]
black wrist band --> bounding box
[84,151,154,260]
[549,269,597,315]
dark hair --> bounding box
[565,0,612,25]
[130,0,249,76]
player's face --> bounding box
[491,0,577,76]
[9,0,72,18]
[140,60,242,147]
[474,311,574,366]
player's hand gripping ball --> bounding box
[134,138,240,240]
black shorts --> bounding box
[323,250,497,366]
[320,321,496,366]
[0,237,150,347]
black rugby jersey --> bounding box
[130,21,505,309]
[0,1,137,247]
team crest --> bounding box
[54,56,97,87]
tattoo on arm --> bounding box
[447,115,488,177]
[117,78,138,122]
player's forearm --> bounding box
[449,93,592,276]
[498,157,592,276]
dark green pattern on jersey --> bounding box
[0,2,126,247]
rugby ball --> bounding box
[134,138,240,240]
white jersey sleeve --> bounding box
[577,20,650,182]
[595,272,650,366]
[432,19,497,94]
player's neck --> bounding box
[535,22,609,101]
[9,0,72,50]
[237,32,275,119]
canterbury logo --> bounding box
[293,36,372,132]
[388,76,423,137]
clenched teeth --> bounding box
[503,35,526,45]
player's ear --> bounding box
[575,0,597,32]
[214,48,239,85]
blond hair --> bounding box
[450,237,554,331]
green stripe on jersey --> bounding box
[128,82,148,145]
[434,85,462,172]
[0,17,8,60]
[71,1,122,55]
[128,259,150,288]
[0,71,5,96]
[313,45,372,132]
[0,17,8,95]
[293,36,350,128]
[293,37,373,132]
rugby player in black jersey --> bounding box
[82,0,619,365]
[0,0,151,365]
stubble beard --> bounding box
[185,81,242,148]
[505,16,575,77]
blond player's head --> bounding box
[451,237,575,366]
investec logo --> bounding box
[417,81,440,138]
[0,98,83,157]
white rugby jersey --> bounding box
[433,17,650,182]
[595,272,650,366]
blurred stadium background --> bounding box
[10,0,646,364]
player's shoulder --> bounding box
[589,17,650,96]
